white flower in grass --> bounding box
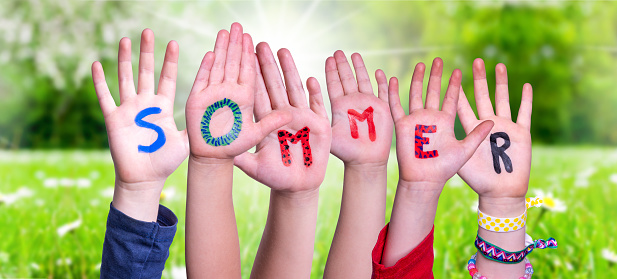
[34,170,45,180]
[56,258,72,266]
[160,187,177,201]
[533,189,567,212]
[0,187,33,205]
[76,178,92,188]
[90,199,101,207]
[93,262,101,271]
[59,178,75,187]
[469,200,479,212]
[90,170,101,180]
[602,248,617,263]
[43,177,59,188]
[57,219,82,237]
[448,174,464,188]
[101,187,114,198]
[30,262,40,270]
[610,174,617,184]
[0,251,8,263]
[170,266,187,279]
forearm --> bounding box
[476,196,526,278]
[251,189,320,279]
[185,155,241,278]
[382,180,442,267]
[324,163,387,278]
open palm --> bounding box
[91,29,188,185]
[457,59,533,199]
[185,23,290,160]
[234,43,332,192]
[390,59,493,186]
[327,51,393,165]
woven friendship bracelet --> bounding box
[477,197,544,233]
[475,234,558,264]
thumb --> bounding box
[233,152,259,179]
[461,120,494,159]
[255,110,293,140]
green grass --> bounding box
[1,147,616,278]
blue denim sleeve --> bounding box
[100,203,177,279]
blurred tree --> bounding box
[351,1,617,145]
[0,0,137,148]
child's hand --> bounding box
[381,58,493,267]
[91,29,188,220]
[327,51,393,166]
[457,59,532,203]
[389,58,493,188]
[185,23,291,162]
[458,59,533,279]
[233,43,332,193]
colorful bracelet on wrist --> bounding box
[477,197,544,233]
[475,234,558,264]
[467,253,534,279]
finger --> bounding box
[441,69,461,118]
[224,22,243,82]
[234,152,259,180]
[461,120,494,160]
[238,33,256,85]
[209,29,230,85]
[255,110,293,141]
[91,62,117,117]
[157,40,179,100]
[494,63,511,119]
[307,77,328,119]
[189,52,216,95]
[256,42,289,109]
[425,57,443,110]
[117,37,135,103]
[254,56,272,122]
[409,62,426,112]
[333,50,359,94]
[516,83,533,130]
[351,53,373,94]
[375,69,388,102]
[473,58,494,119]
[278,48,308,108]
[388,77,405,121]
[137,29,155,95]
[457,87,478,134]
[325,56,344,102]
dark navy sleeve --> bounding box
[100,203,177,279]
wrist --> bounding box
[113,179,165,222]
[189,153,234,167]
[271,188,320,207]
[396,180,443,205]
[344,161,388,173]
[478,196,526,217]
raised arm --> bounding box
[184,23,291,278]
[233,42,332,279]
[93,29,189,278]
[457,58,533,278]
[323,51,393,279]
[379,58,493,273]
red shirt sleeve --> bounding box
[371,223,434,279]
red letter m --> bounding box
[347,106,376,142]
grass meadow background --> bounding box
[1,147,616,278]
